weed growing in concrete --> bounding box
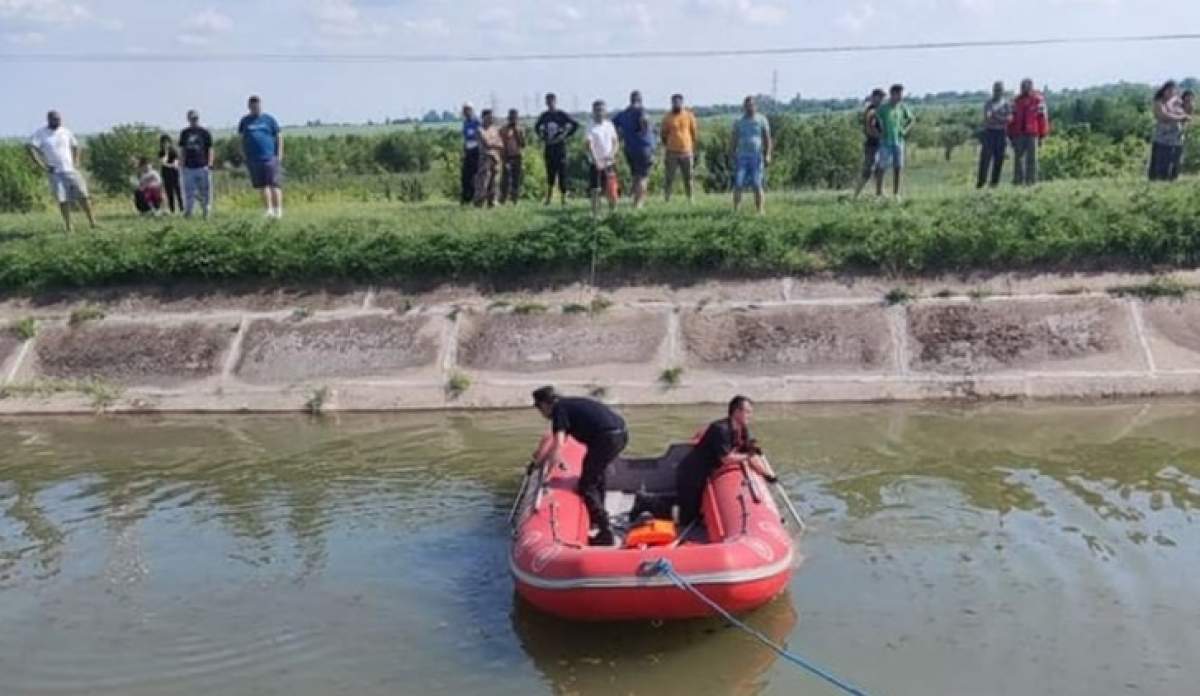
[305,386,330,415]
[884,288,915,306]
[446,371,471,399]
[932,289,954,299]
[968,288,993,301]
[447,306,462,321]
[659,367,684,388]
[68,305,105,327]
[513,302,547,315]
[1056,286,1088,296]
[589,296,613,314]
[0,377,122,412]
[11,317,37,341]
[562,303,588,315]
[1106,277,1192,301]
[291,307,312,322]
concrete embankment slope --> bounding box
[3,272,1200,413]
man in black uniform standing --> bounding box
[534,93,580,206]
[533,386,627,546]
[675,395,756,527]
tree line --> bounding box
[1,81,1197,214]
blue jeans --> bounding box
[977,130,1007,188]
[182,167,212,217]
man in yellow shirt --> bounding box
[660,93,697,203]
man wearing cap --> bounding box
[179,109,214,218]
[532,386,628,546]
[237,95,284,218]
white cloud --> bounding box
[400,17,449,38]
[0,0,90,24]
[312,0,387,38]
[837,3,877,32]
[616,2,655,36]
[691,0,786,26]
[186,9,233,35]
[4,30,45,45]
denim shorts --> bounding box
[734,153,764,190]
[877,143,905,171]
[47,170,89,203]
[625,148,654,178]
[246,158,281,189]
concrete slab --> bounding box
[907,297,1142,375]
[0,283,365,317]
[33,321,234,386]
[457,309,667,373]
[1138,301,1200,371]
[1,330,21,365]
[681,305,894,374]
[234,314,439,384]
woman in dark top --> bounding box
[158,134,183,213]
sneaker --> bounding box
[590,530,615,547]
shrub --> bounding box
[0,145,46,213]
[86,124,161,195]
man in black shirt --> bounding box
[853,89,885,199]
[178,109,214,218]
[533,386,627,546]
[675,395,755,527]
[534,93,580,206]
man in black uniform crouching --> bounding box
[675,395,756,528]
[532,386,628,546]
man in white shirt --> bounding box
[26,110,96,232]
[586,100,619,217]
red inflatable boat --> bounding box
[509,434,802,621]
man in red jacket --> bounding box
[1008,78,1050,185]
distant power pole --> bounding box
[772,69,779,103]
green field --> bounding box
[1,151,1197,293]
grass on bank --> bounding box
[1,178,1199,292]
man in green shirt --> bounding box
[873,84,915,199]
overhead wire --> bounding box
[1,33,1198,64]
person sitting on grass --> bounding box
[134,157,164,215]
[586,99,619,217]
[874,84,915,200]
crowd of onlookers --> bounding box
[458,91,773,215]
[22,80,1196,231]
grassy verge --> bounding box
[0,178,1198,291]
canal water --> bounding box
[1,402,1197,695]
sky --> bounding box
[1,0,1199,135]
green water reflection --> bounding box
[1,401,1198,695]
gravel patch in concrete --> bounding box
[458,311,666,372]
[35,322,233,386]
[908,298,1134,374]
[235,315,438,384]
[682,305,892,374]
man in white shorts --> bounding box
[27,110,96,232]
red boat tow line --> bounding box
[650,558,876,696]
